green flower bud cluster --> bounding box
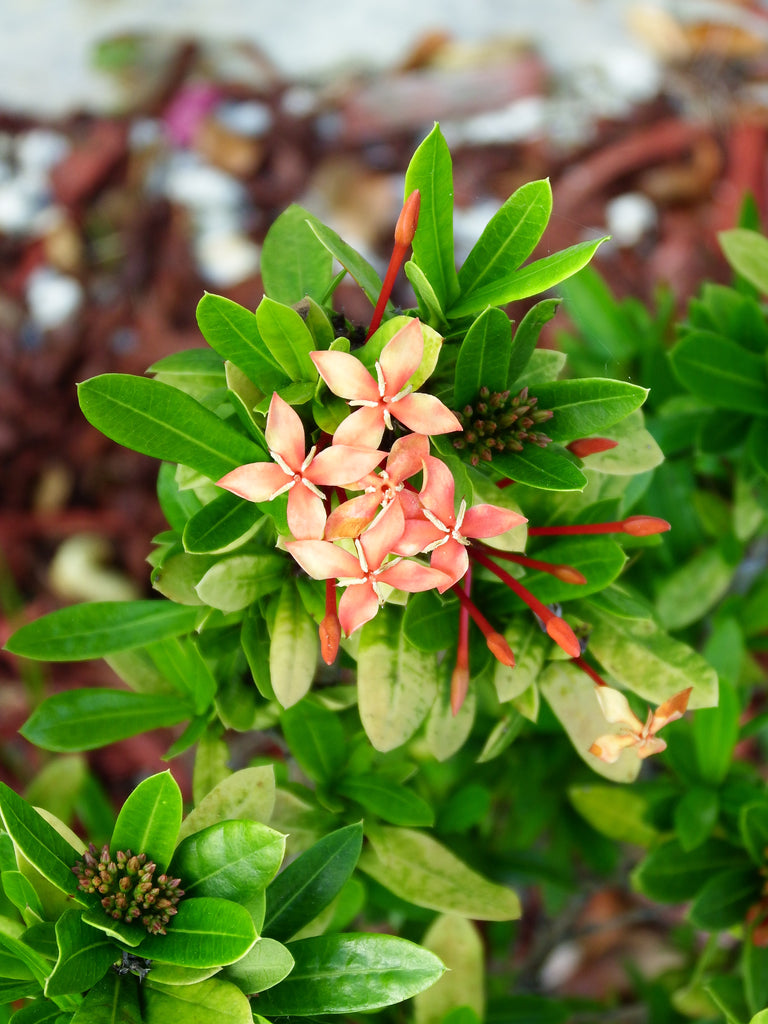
[73,843,184,935]
[452,386,553,466]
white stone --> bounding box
[215,99,272,136]
[163,152,246,210]
[26,266,83,329]
[16,128,69,174]
[195,231,260,286]
[606,192,657,247]
[0,178,42,234]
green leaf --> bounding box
[674,787,719,851]
[177,766,276,843]
[0,928,51,986]
[414,915,484,1024]
[404,260,446,326]
[78,374,264,480]
[447,237,607,318]
[336,776,434,827]
[744,930,768,1016]
[149,348,227,401]
[357,606,438,751]
[139,897,256,967]
[145,637,216,715]
[183,492,263,554]
[425,669,476,762]
[280,701,346,783]
[269,581,318,708]
[656,545,736,631]
[532,378,648,441]
[453,307,512,407]
[45,910,116,997]
[689,868,759,930]
[170,820,285,912]
[670,329,768,414]
[6,601,199,662]
[143,976,252,1024]
[693,678,740,785]
[580,409,664,475]
[254,296,317,381]
[260,204,333,304]
[111,772,182,872]
[507,298,561,387]
[196,293,287,391]
[494,536,626,607]
[254,933,445,1015]
[223,936,294,995]
[719,227,768,294]
[403,590,459,653]
[70,971,142,1024]
[1,869,45,920]
[360,825,520,920]
[405,124,460,310]
[740,802,768,864]
[458,179,552,298]
[21,690,191,753]
[632,837,749,902]
[194,552,286,613]
[0,783,84,899]
[263,822,363,942]
[749,416,768,478]
[493,619,547,702]
[490,446,586,491]
[568,785,658,846]
[307,220,387,310]
[9,999,69,1023]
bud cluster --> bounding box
[73,843,184,936]
[452,386,553,466]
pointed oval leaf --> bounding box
[260,205,334,305]
[336,776,434,827]
[632,837,749,902]
[689,868,759,930]
[196,293,288,392]
[183,492,263,554]
[307,219,388,310]
[670,329,768,414]
[719,227,768,294]
[255,296,317,381]
[45,910,116,997]
[532,378,648,441]
[111,772,182,872]
[70,971,142,1024]
[143,976,253,1024]
[491,446,587,491]
[6,601,199,662]
[195,553,287,613]
[507,298,561,386]
[280,701,346,783]
[223,936,294,995]
[0,783,82,898]
[139,897,256,967]
[414,914,485,1024]
[177,766,276,843]
[254,933,445,1015]
[453,307,512,408]
[269,581,319,709]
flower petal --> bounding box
[650,687,693,734]
[286,539,361,580]
[306,445,384,486]
[359,500,405,569]
[386,432,430,483]
[637,736,668,759]
[379,559,450,593]
[391,392,463,436]
[287,483,327,540]
[379,318,424,395]
[461,504,528,539]
[265,393,306,470]
[311,350,379,401]
[429,539,469,591]
[217,462,289,503]
[339,582,380,635]
[324,492,382,539]
[594,686,644,733]
[392,518,444,556]
[419,455,456,524]
[333,405,386,448]
[589,732,639,764]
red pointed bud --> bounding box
[567,438,618,458]
[551,564,587,585]
[395,189,421,247]
[621,515,671,536]
[487,631,515,667]
[546,617,582,659]
[319,614,341,665]
[450,663,470,715]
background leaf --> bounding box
[110,772,182,871]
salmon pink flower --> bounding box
[589,686,692,763]
[286,502,447,635]
[311,319,462,448]
[217,393,383,540]
[397,455,527,590]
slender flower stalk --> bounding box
[470,547,581,658]
[451,580,514,666]
[366,190,421,340]
[474,543,586,584]
[572,654,608,687]
[451,569,472,715]
[528,516,671,538]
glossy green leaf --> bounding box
[6,601,199,662]
[0,783,84,898]
[453,307,512,407]
[360,825,520,920]
[0,929,51,986]
[9,999,69,1023]
[45,911,116,997]
[177,766,276,843]
[139,897,256,967]
[254,296,316,381]
[740,802,768,864]
[269,581,318,708]
[568,785,658,846]
[532,378,648,441]
[196,293,287,392]
[693,678,740,786]
[496,536,626,607]
[403,590,459,653]
[145,637,216,715]
[78,374,264,480]
[405,124,460,311]
[674,787,719,851]
[194,553,286,613]
[70,971,142,1024]
[1,869,44,921]
[111,772,182,873]
[170,820,285,910]
[78,906,145,948]
[515,347,567,388]
[414,914,484,1024]
[357,606,438,751]
[336,776,434,827]
[183,492,263,554]
[490,446,587,491]
[507,298,561,387]
[143,976,252,1024]
[263,822,363,942]
[689,868,759,930]
[670,329,768,414]
[280,701,346,783]
[307,220,387,310]
[21,690,191,753]
[404,260,446,326]
[459,179,551,296]
[749,416,768,477]
[223,936,294,995]
[149,348,227,401]
[254,933,445,1015]
[493,619,547,702]
[632,837,749,902]
[260,204,333,304]
[719,227,768,294]
[448,237,607,318]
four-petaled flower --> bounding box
[287,501,448,635]
[396,455,527,590]
[311,319,462,448]
[216,393,384,540]
[589,686,692,763]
